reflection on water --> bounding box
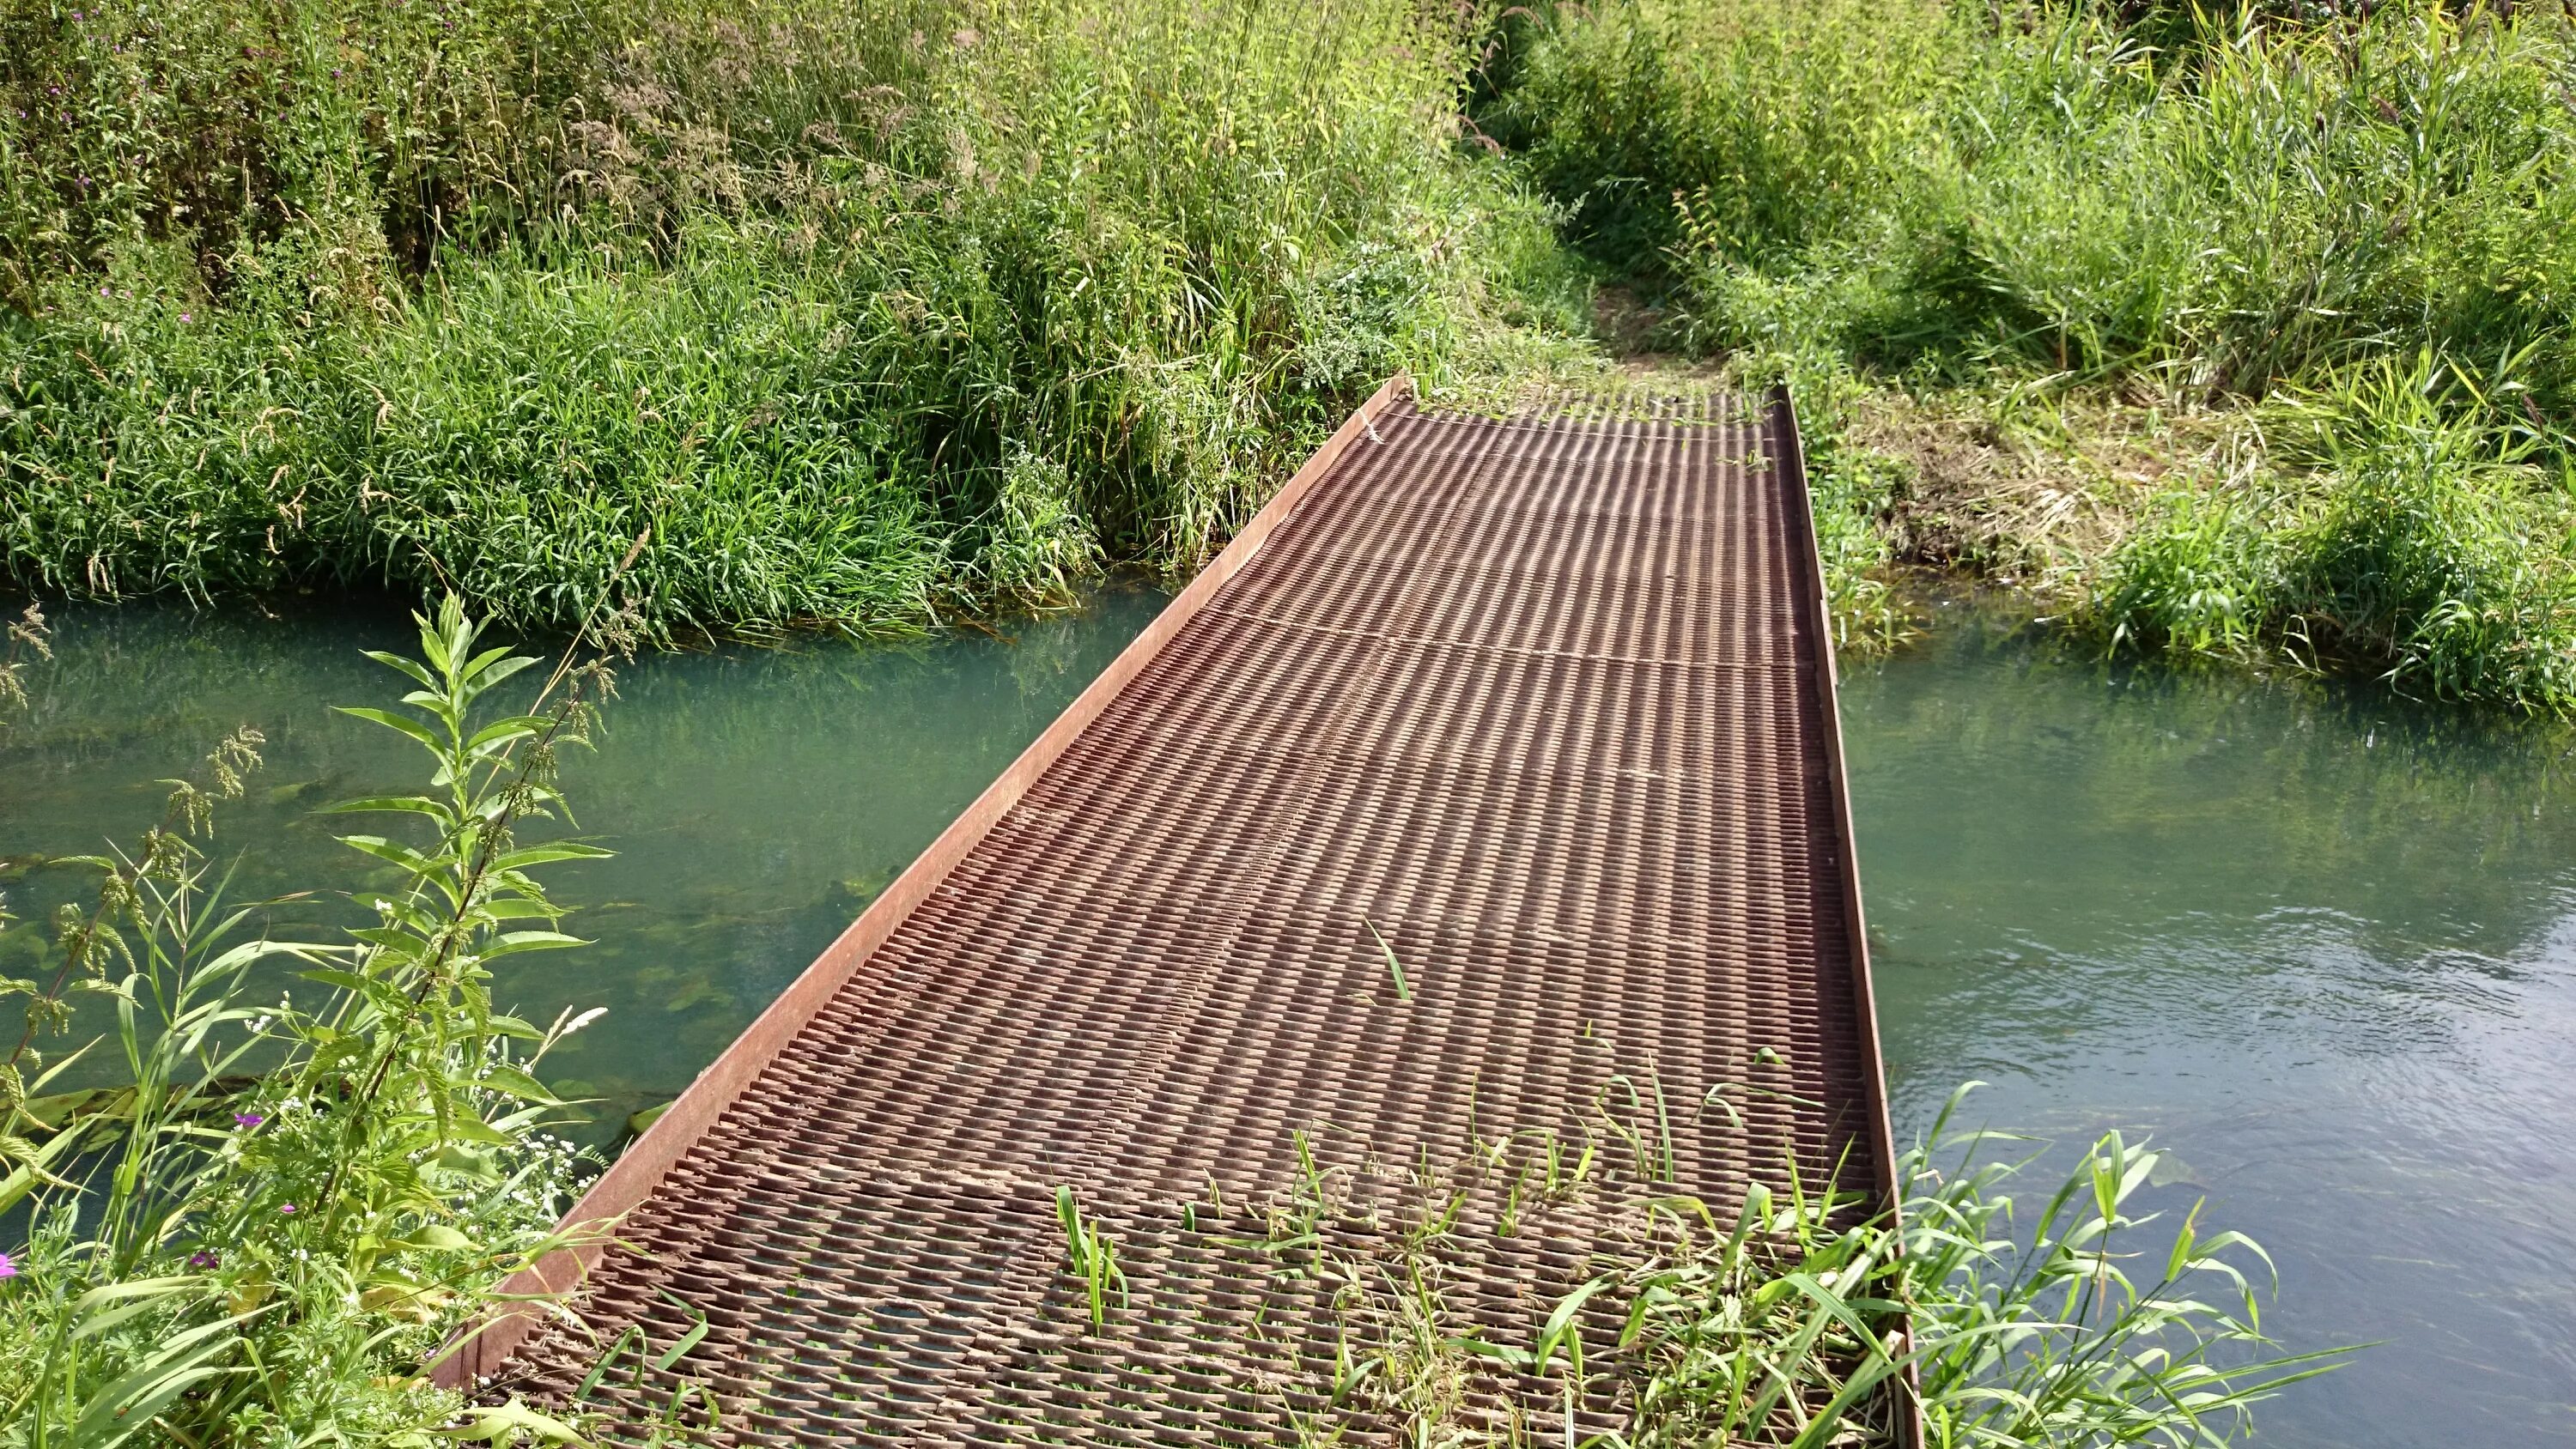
[0,589,1164,1133]
[1843,592,2576,1447]
[8,585,2574,1441]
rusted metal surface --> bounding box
[439,383,1905,1443]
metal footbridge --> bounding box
[438,380,1903,1444]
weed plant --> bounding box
[1522,1081,2353,1448]
[1596,1087,2351,1446]
[1127,1082,2344,1447]
[1686,1095,2346,1445]
[0,599,614,1445]
[2087,352,2576,701]
[1489,0,2576,710]
[0,0,1580,640]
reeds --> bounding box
[0,0,1570,640]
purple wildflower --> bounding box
[234,1112,264,1128]
[0,1252,15,1279]
[278,1203,297,1215]
[179,311,192,322]
[188,1251,220,1270]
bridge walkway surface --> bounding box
[440,379,1905,1445]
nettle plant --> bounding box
[0,598,616,1446]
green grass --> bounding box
[1141,1078,2344,1447]
[1,0,1579,640]
[1485,0,2576,712]
[20,0,2562,710]
[2087,352,2576,702]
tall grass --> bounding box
[1181,1076,2343,1446]
[1595,1084,2348,1446]
[0,599,610,1444]
[0,0,1577,639]
[1483,0,1960,274]
[1489,0,2576,710]
[2088,353,2576,701]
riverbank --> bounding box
[0,0,1584,642]
[1487,0,2576,712]
[9,0,2573,710]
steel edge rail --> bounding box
[1766,381,1925,1449]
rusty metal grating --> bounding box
[440,382,1902,1444]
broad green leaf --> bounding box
[475,1063,561,1104]
[445,1115,517,1147]
[361,649,442,693]
[393,1223,479,1252]
[466,715,553,754]
[483,931,589,959]
[463,647,537,691]
[338,834,440,877]
[300,967,411,1015]
[435,1397,586,1445]
[436,1144,504,1180]
[492,843,615,870]
[322,795,459,826]
[479,898,564,923]
[333,706,445,755]
[346,926,429,959]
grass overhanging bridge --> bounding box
[434,379,1911,1443]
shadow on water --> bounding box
[1844,587,2576,1448]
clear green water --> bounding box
[0,589,1167,1132]
[1844,594,2576,1446]
[6,591,2573,1442]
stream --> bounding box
[4,589,2570,1443]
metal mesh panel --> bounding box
[467,392,1895,1445]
